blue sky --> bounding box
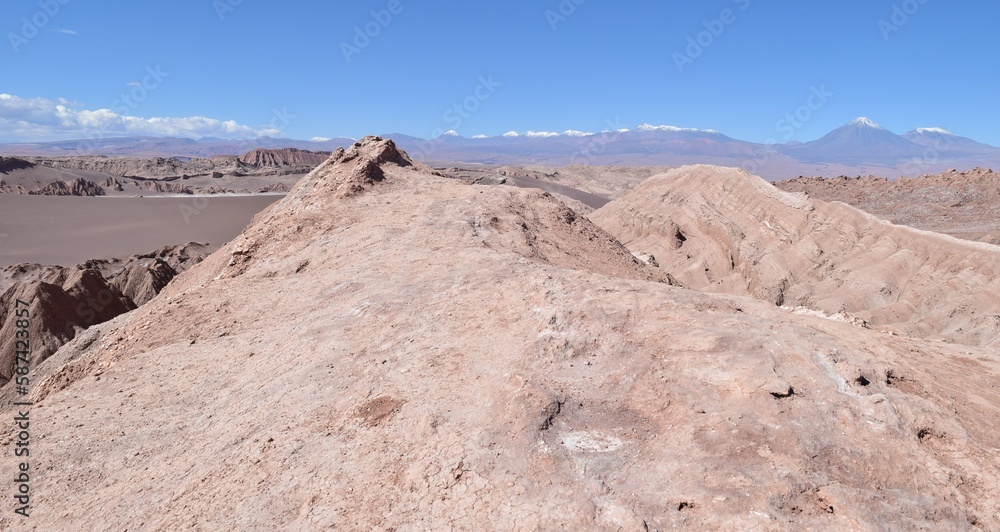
[2,0,998,144]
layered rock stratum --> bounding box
[0,138,997,529]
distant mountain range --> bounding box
[1,118,997,179]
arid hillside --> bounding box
[1,139,997,530]
[238,147,331,168]
[589,165,1000,348]
[775,167,1000,244]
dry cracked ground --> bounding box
[0,137,998,530]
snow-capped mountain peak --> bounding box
[850,117,883,129]
[442,130,460,137]
[913,127,953,135]
[635,123,697,133]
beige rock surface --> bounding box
[1,140,998,529]
[590,165,1000,348]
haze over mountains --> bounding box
[2,118,998,180]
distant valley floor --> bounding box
[0,195,282,268]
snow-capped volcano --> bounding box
[913,127,952,135]
[634,123,719,134]
[903,127,998,154]
[849,117,884,129]
[781,117,925,163]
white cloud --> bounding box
[561,130,592,137]
[0,93,281,141]
[311,136,332,142]
[126,81,143,87]
[501,131,520,138]
[54,29,78,35]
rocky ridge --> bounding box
[27,177,106,196]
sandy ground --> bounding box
[0,195,282,267]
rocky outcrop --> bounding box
[238,147,330,169]
[0,268,134,379]
[255,183,289,193]
[192,186,249,195]
[103,176,126,192]
[110,259,177,306]
[0,243,212,380]
[0,156,34,173]
[98,243,213,305]
[28,177,106,196]
[140,180,192,194]
[291,137,416,199]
